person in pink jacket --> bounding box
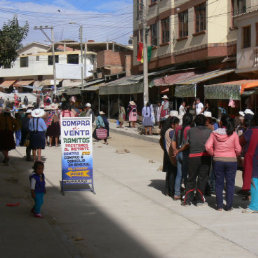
[205,115,241,211]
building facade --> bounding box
[133,0,255,73]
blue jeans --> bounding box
[182,150,189,186]
[214,161,237,209]
[175,152,183,196]
[33,192,44,214]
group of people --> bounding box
[160,101,258,213]
[0,99,110,165]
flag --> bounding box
[137,42,143,62]
[137,43,152,63]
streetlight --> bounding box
[69,22,84,89]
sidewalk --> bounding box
[0,151,80,258]
[109,120,160,144]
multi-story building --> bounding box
[234,5,258,75]
[132,0,255,73]
[0,41,133,93]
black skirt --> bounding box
[0,130,16,151]
[30,131,46,150]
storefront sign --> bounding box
[60,116,94,193]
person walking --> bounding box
[128,101,137,128]
[23,96,28,106]
[0,108,19,164]
[142,102,154,135]
[160,116,180,197]
[29,109,47,162]
[160,95,170,121]
[118,105,126,128]
[205,115,241,211]
[182,114,212,206]
[95,111,109,144]
[30,161,46,218]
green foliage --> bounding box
[0,17,29,67]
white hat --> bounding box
[49,103,58,110]
[170,110,179,117]
[26,109,32,114]
[85,103,91,108]
[162,95,169,99]
[204,111,212,118]
[99,111,105,115]
[31,109,45,118]
[239,111,245,117]
[129,101,136,105]
[244,109,254,116]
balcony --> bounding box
[236,47,258,74]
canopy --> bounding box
[0,80,16,88]
[14,80,34,87]
[204,80,258,100]
[99,75,144,96]
[174,69,235,98]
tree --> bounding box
[0,17,29,67]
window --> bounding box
[195,3,206,33]
[36,56,40,61]
[48,55,59,65]
[20,57,28,67]
[67,54,79,64]
[232,0,246,15]
[161,17,170,44]
[150,23,158,46]
[178,10,188,38]
[243,26,251,48]
[136,0,142,20]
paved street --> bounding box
[1,132,258,258]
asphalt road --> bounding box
[0,132,257,258]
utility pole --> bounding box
[79,25,84,88]
[142,0,149,105]
[34,26,57,95]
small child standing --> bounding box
[29,161,46,218]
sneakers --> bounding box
[34,213,43,218]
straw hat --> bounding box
[162,95,169,99]
[204,111,212,118]
[99,111,105,115]
[44,106,51,111]
[129,101,136,105]
[170,110,179,118]
[31,109,45,118]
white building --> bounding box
[0,42,95,92]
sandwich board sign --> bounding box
[60,116,94,193]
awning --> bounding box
[66,87,81,95]
[99,83,143,95]
[82,83,105,92]
[14,80,34,87]
[99,75,144,96]
[62,79,83,88]
[0,80,16,88]
[174,69,235,98]
[204,80,258,100]
[176,69,235,85]
[153,72,196,87]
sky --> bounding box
[0,0,133,46]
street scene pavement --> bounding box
[1,130,258,258]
